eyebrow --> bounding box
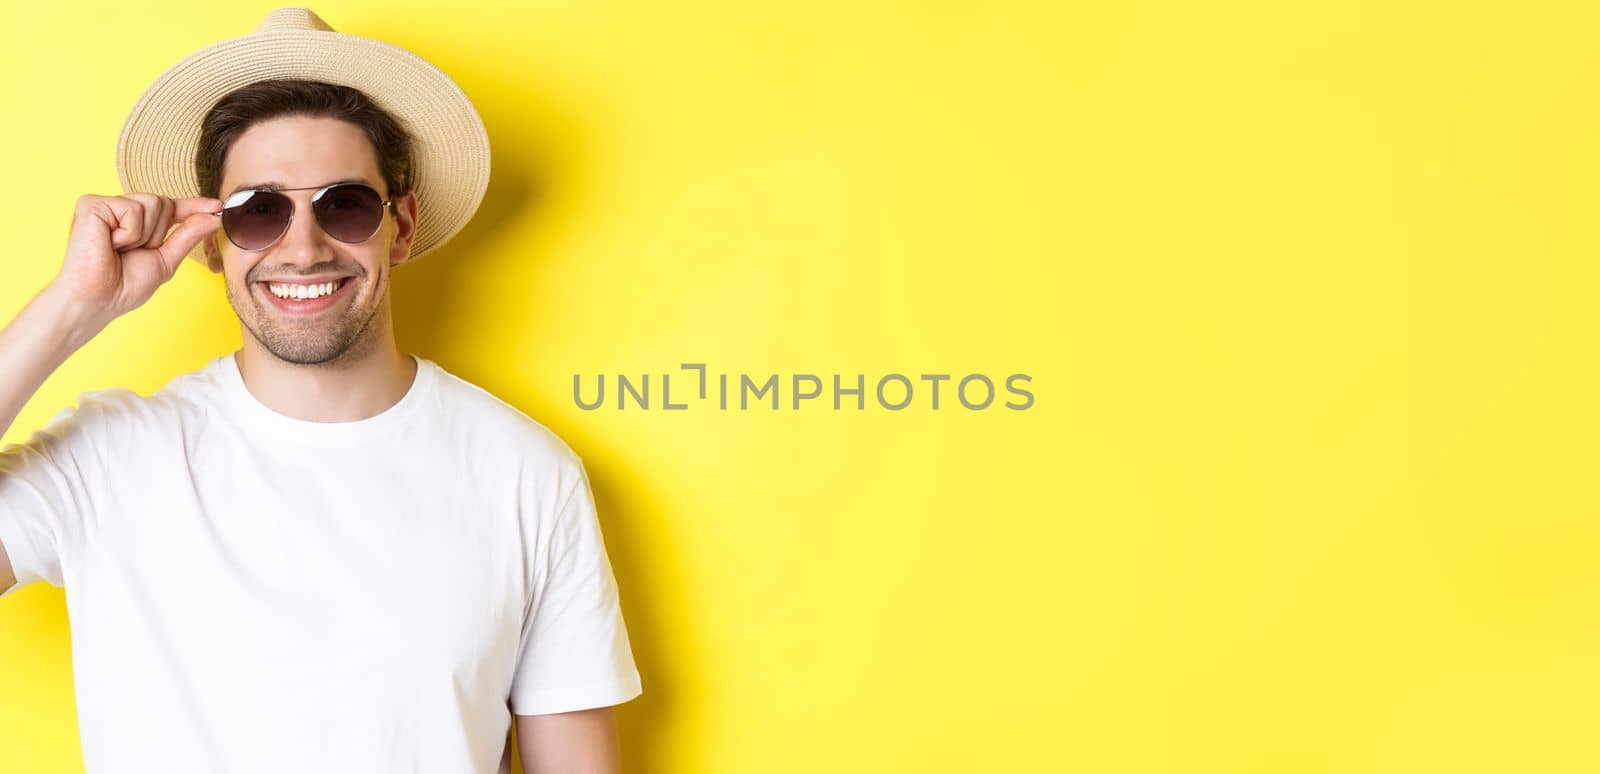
[226,177,376,197]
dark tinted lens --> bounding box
[220,191,292,250]
[312,184,386,243]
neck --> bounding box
[232,332,417,423]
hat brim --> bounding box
[117,29,490,267]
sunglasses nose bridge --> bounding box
[276,191,339,258]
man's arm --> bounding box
[0,282,109,595]
[515,706,621,774]
[0,192,220,596]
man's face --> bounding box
[206,115,418,366]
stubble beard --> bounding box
[229,270,386,367]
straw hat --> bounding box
[116,7,490,267]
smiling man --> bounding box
[0,8,640,774]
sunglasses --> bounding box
[212,182,393,251]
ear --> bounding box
[186,237,221,274]
[388,191,420,268]
[200,234,224,274]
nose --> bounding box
[275,191,335,263]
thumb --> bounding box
[158,212,222,277]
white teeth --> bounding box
[267,280,341,300]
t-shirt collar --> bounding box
[216,351,435,447]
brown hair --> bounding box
[194,78,414,201]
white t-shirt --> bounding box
[0,352,642,773]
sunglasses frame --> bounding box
[211,182,394,251]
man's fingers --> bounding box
[106,200,146,250]
[98,197,221,253]
[158,212,223,277]
[142,197,175,250]
[175,196,224,220]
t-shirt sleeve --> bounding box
[507,455,643,715]
[0,399,109,600]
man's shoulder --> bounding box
[72,381,204,429]
[11,381,197,460]
[48,355,225,433]
[426,360,584,471]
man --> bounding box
[0,8,641,774]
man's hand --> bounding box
[51,193,222,328]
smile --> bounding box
[256,277,356,315]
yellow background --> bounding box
[2,1,1595,771]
